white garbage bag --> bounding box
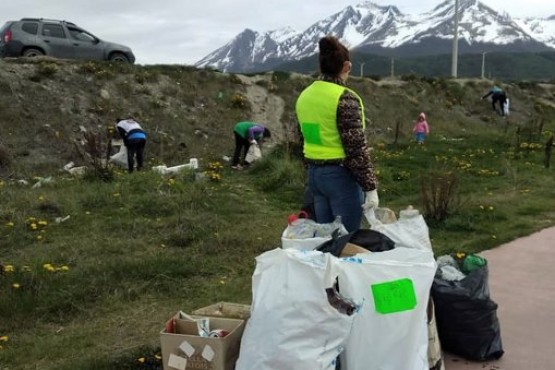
[281,217,348,250]
[236,248,358,370]
[338,248,437,370]
[365,209,432,251]
[245,143,262,164]
[108,145,127,168]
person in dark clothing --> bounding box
[115,117,147,173]
[482,86,507,116]
[231,121,271,170]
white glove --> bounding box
[250,139,258,145]
[362,190,379,212]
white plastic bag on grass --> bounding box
[338,248,437,370]
[235,248,358,370]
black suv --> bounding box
[0,18,135,63]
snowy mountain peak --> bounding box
[196,0,555,73]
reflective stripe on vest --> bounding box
[296,81,365,160]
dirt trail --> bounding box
[236,74,286,142]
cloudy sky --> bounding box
[2,0,553,65]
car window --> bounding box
[42,24,66,38]
[22,23,38,35]
[68,27,96,43]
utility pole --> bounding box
[360,62,365,77]
[481,52,487,79]
[391,58,395,78]
[451,0,459,78]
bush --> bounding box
[420,168,461,222]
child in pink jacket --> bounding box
[412,112,430,144]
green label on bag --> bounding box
[371,278,417,314]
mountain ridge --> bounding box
[195,0,555,73]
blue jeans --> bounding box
[307,165,363,233]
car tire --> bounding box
[22,48,44,58]
[109,53,129,63]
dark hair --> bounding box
[263,127,271,139]
[318,35,350,76]
[115,118,123,123]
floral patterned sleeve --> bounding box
[336,90,378,191]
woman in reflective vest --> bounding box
[295,35,378,232]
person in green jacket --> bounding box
[232,121,271,169]
[296,36,379,232]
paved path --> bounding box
[444,227,555,370]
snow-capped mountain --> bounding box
[195,0,555,73]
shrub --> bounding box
[78,131,115,182]
[231,93,250,109]
[419,168,461,222]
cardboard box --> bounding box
[192,302,251,320]
[160,313,245,370]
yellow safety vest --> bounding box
[296,81,365,160]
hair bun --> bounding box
[319,36,338,55]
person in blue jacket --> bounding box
[115,117,147,173]
[482,86,508,116]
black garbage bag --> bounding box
[432,263,504,361]
[317,228,395,257]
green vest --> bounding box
[296,81,365,160]
[234,121,255,139]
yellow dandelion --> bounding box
[38,220,48,226]
[5,221,14,227]
[0,336,8,342]
[12,283,21,289]
[60,266,70,271]
[488,206,494,211]
[43,264,55,272]
[456,252,466,259]
[30,223,38,230]
[155,354,162,360]
[38,195,45,201]
[3,265,15,273]
[137,357,145,363]
[37,235,43,241]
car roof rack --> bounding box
[19,18,76,26]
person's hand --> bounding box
[362,190,379,212]
[250,139,257,145]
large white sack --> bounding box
[236,248,357,370]
[338,248,437,370]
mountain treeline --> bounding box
[276,51,555,82]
